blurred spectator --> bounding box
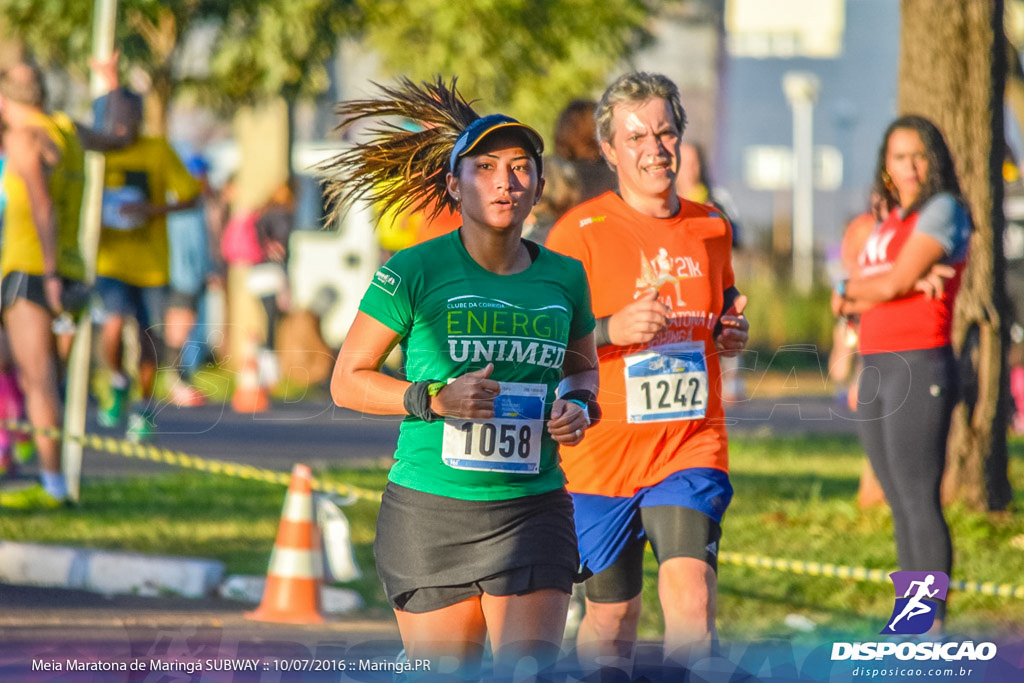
[219,180,263,266]
[833,115,972,631]
[554,99,618,201]
[0,116,34,480]
[523,155,582,244]
[828,190,885,412]
[206,173,235,280]
[253,180,294,346]
[0,60,127,508]
[1003,150,1024,433]
[675,142,743,248]
[218,176,265,376]
[163,153,217,406]
[246,179,295,385]
[376,194,461,261]
[376,206,417,259]
[92,86,200,442]
[828,191,887,510]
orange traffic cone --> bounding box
[232,336,269,413]
[246,463,325,624]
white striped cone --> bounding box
[246,463,325,623]
[232,336,269,413]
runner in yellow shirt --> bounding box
[0,61,130,508]
[91,88,199,441]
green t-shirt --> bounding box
[359,230,595,500]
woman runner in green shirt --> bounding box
[325,78,599,680]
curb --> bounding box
[0,543,365,615]
[0,541,224,599]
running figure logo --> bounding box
[881,571,949,635]
[635,248,681,295]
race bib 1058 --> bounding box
[441,382,546,474]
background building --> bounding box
[719,0,900,255]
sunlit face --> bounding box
[601,97,680,203]
[447,130,544,232]
[885,128,929,209]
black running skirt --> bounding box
[374,483,579,613]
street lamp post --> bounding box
[783,71,820,295]
[62,0,119,502]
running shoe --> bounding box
[98,385,129,428]
[0,483,69,509]
[126,410,156,443]
[168,380,206,407]
[13,438,36,464]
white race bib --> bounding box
[624,342,709,423]
[101,186,147,230]
[442,382,546,474]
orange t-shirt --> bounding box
[546,191,735,497]
[414,205,461,244]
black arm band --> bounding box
[594,316,613,347]
[403,381,442,423]
[560,389,595,405]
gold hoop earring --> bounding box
[881,170,895,191]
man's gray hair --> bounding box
[595,72,687,144]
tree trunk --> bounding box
[143,72,171,138]
[899,0,1012,511]
[126,5,177,137]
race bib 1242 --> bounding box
[624,342,708,423]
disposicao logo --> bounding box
[830,571,997,663]
[882,571,948,635]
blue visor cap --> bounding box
[449,114,544,173]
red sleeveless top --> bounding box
[857,208,965,354]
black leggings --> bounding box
[584,506,721,603]
[261,294,279,350]
[857,347,956,615]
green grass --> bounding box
[2,435,1023,641]
[735,265,836,351]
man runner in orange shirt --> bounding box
[546,71,748,674]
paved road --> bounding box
[1,581,406,681]
[50,392,856,480]
[44,399,406,479]
[0,582,711,682]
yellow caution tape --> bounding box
[718,551,1024,599]
[1,419,381,503]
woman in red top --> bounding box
[833,115,972,633]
